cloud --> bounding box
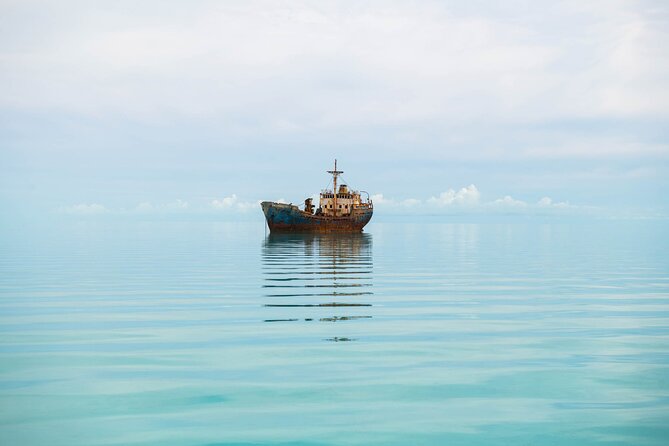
[135,199,189,213]
[427,185,481,206]
[59,197,262,216]
[370,194,422,207]
[51,185,610,218]
[210,194,259,212]
[60,203,109,214]
[537,196,571,209]
[372,184,592,215]
[2,1,667,138]
[372,184,480,210]
[370,193,390,205]
[211,194,239,209]
[538,197,553,207]
[2,1,667,221]
[491,195,527,208]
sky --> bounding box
[1,0,668,219]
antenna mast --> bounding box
[327,159,343,216]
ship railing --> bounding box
[359,190,372,204]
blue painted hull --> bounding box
[261,201,373,232]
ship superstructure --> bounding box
[261,160,373,232]
[316,161,369,217]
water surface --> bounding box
[1,219,668,445]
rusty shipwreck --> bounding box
[261,160,373,232]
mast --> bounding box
[327,159,343,216]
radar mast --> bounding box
[327,159,344,216]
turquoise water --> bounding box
[1,219,668,445]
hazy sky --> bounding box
[1,0,668,218]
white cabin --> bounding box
[319,184,364,216]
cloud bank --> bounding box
[3,1,667,218]
[58,185,590,217]
[369,184,583,214]
[2,0,667,161]
[210,194,259,212]
[428,185,481,206]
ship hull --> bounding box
[261,201,372,232]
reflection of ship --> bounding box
[261,160,373,232]
[261,233,373,334]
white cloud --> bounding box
[370,193,390,204]
[54,187,594,217]
[491,195,527,208]
[3,1,667,142]
[168,199,189,210]
[538,196,571,209]
[428,185,481,206]
[135,199,189,213]
[538,196,553,207]
[61,203,109,214]
[210,194,260,212]
[370,194,421,207]
[211,194,238,209]
[370,184,590,214]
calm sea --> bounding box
[1,218,668,445]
